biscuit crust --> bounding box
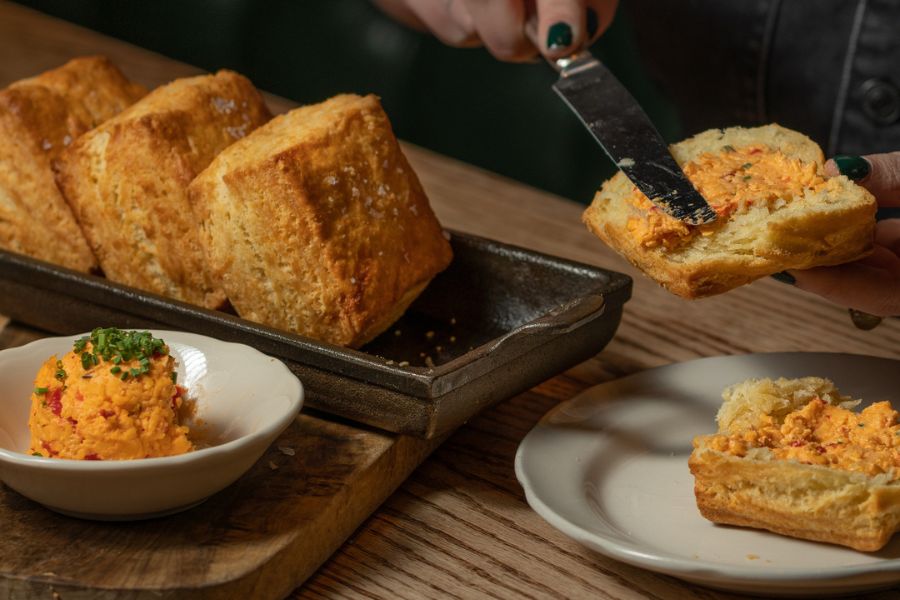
[0,56,145,271]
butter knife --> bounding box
[547,50,717,225]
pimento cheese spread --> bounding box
[28,328,193,460]
[626,143,830,249]
[704,397,900,480]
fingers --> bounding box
[824,151,900,207]
[534,0,617,58]
[403,0,479,47]
[875,218,900,257]
[460,0,534,61]
[790,245,900,317]
[536,0,584,58]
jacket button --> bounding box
[860,79,900,125]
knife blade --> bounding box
[550,51,717,225]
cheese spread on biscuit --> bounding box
[626,143,828,249]
[704,397,900,479]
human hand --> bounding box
[372,0,619,62]
[786,152,900,317]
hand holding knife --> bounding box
[526,20,717,225]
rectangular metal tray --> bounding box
[0,231,631,438]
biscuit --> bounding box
[55,70,271,307]
[188,94,453,347]
[690,377,900,551]
[583,124,877,298]
[0,56,145,271]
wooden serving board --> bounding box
[0,323,439,599]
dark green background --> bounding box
[14,0,679,204]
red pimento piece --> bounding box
[41,440,58,456]
[47,387,63,416]
[790,440,804,447]
[67,417,78,427]
[171,385,185,411]
[99,409,115,418]
[84,453,101,460]
[75,391,84,402]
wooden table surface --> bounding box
[2,3,900,598]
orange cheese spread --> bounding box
[28,328,193,460]
[626,143,828,249]
[706,397,900,480]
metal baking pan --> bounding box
[0,231,631,438]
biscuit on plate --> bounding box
[689,377,900,551]
[583,124,877,298]
[188,94,453,347]
[55,70,271,308]
[0,56,145,272]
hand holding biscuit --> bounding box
[790,152,900,317]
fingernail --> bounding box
[771,271,796,285]
[833,155,871,181]
[849,308,883,331]
[547,22,573,50]
[586,8,600,39]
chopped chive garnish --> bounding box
[171,372,178,384]
[31,452,42,457]
[742,175,752,181]
[71,328,170,381]
[55,365,66,381]
[34,387,48,395]
[741,162,752,169]
[722,144,736,152]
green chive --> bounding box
[31,452,42,457]
[722,145,736,152]
[742,175,752,181]
[171,372,178,384]
[110,366,121,374]
[741,162,752,169]
[34,387,48,395]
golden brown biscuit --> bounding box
[55,70,271,308]
[583,124,877,298]
[0,56,146,271]
[188,94,453,347]
[689,377,900,551]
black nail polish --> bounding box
[586,8,600,39]
[771,271,796,285]
[833,155,871,181]
[547,22,573,50]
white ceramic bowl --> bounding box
[0,330,303,520]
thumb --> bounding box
[825,151,900,207]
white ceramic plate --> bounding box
[515,352,900,597]
[0,330,303,520]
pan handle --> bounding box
[488,294,607,353]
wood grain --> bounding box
[1,2,899,598]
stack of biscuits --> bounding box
[0,57,452,348]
